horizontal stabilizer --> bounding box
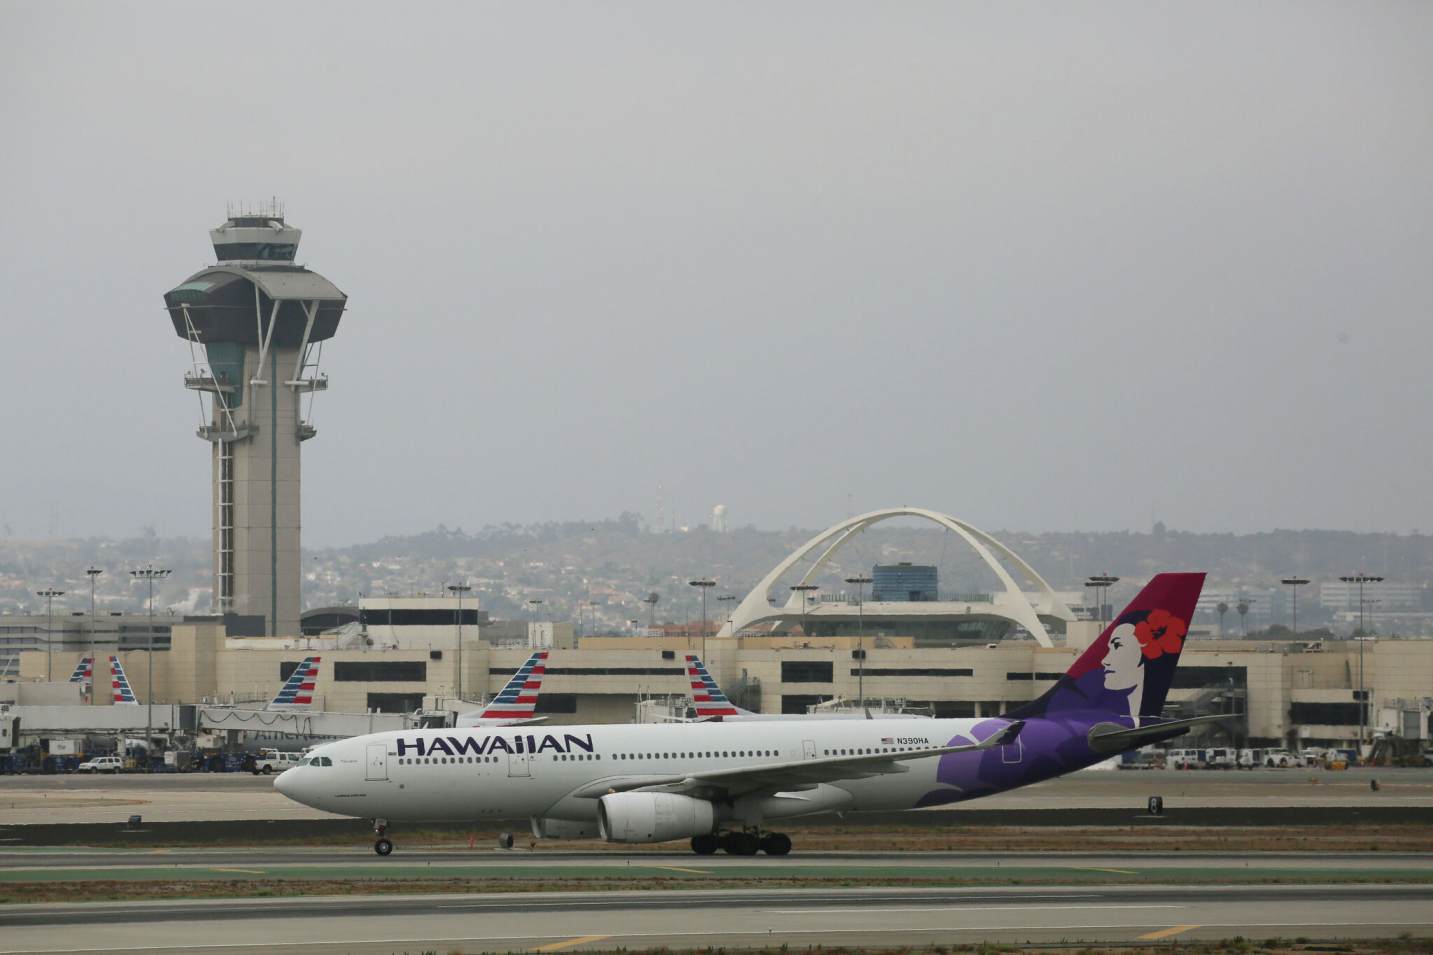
[1086,713,1236,754]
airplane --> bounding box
[67,656,94,685]
[108,656,139,704]
[266,656,321,710]
[454,650,550,727]
[276,573,1222,857]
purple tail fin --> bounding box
[1009,572,1205,721]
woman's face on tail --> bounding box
[1101,623,1143,691]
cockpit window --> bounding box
[298,756,314,766]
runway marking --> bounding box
[644,864,709,875]
[1139,924,1201,940]
[533,935,611,952]
[1075,866,1139,875]
[768,904,1182,914]
[208,867,266,875]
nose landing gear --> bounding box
[372,818,393,856]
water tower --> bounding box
[162,203,347,636]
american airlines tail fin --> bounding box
[267,656,321,710]
[108,656,138,704]
[685,654,757,719]
[1008,572,1205,722]
[458,650,549,726]
[67,656,94,684]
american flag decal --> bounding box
[268,656,321,709]
[684,655,740,718]
[67,656,94,684]
[475,650,549,721]
[108,656,139,704]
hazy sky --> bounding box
[2,2,1430,545]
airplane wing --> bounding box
[568,721,1022,802]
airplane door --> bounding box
[802,740,817,760]
[507,752,531,778]
[365,743,389,781]
[1001,736,1023,765]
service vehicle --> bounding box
[1166,747,1204,769]
[251,750,305,775]
[1262,748,1296,767]
[76,755,123,774]
[1203,746,1237,769]
[1237,747,1264,768]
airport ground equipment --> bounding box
[163,204,348,637]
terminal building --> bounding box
[10,617,1432,750]
[9,506,1432,752]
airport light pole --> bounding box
[790,584,819,637]
[130,566,169,771]
[689,579,715,661]
[86,567,103,704]
[642,592,659,633]
[526,599,544,648]
[1340,573,1383,753]
[717,594,736,639]
[36,588,65,682]
[845,575,872,707]
[1281,577,1309,636]
[447,583,471,703]
[1085,575,1119,625]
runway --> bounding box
[0,883,1429,953]
[2,847,1431,883]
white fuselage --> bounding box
[275,717,1008,825]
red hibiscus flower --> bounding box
[1134,609,1186,660]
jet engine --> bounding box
[596,792,715,844]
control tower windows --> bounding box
[213,242,298,262]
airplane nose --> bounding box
[273,768,294,797]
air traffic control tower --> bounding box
[163,206,347,636]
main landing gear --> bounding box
[691,830,792,856]
[372,818,393,856]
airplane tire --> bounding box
[497,832,515,850]
[691,834,719,855]
[761,833,792,856]
[725,832,760,856]
[374,838,393,856]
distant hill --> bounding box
[4,518,1428,624]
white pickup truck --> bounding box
[77,755,124,774]
[251,750,305,775]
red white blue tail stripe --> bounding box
[108,656,138,704]
[268,656,321,710]
[475,651,548,721]
[67,656,94,684]
[685,654,742,718]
